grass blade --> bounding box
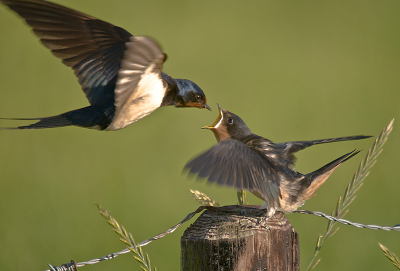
[379,243,400,270]
[190,189,220,206]
[96,203,156,271]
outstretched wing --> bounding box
[1,0,132,105]
[185,140,282,208]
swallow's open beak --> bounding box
[202,104,223,129]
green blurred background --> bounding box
[0,0,399,270]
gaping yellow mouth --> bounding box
[202,104,223,129]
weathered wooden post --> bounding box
[181,205,299,271]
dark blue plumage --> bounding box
[0,0,210,131]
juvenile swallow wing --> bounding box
[185,140,281,207]
[1,0,133,105]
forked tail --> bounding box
[0,106,111,130]
[301,150,360,200]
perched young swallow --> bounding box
[185,105,371,216]
[0,0,210,131]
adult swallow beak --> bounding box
[204,104,212,111]
[202,104,223,129]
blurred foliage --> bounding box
[0,0,399,270]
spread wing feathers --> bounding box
[1,0,132,105]
[107,36,166,131]
[185,140,282,208]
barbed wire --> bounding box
[46,206,208,271]
[46,206,399,270]
[47,260,77,271]
[294,209,400,231]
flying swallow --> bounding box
[185,105,371,216]
[0,0,211,131]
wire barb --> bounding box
[48,260,77,271]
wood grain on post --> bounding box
[181,205,299,271]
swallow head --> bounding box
[175,79,211,110]
[202,104,252,142]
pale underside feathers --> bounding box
[108,36,167,130]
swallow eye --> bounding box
[227,118,234,124]
[196,95,201,101]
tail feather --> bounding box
[0,114,75,130]
[0,117,42,121]
[308,149,360,178]
[301,149,360,201]
[0,105,113,130]
[281,135,371,154]
[304,136,371,146]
